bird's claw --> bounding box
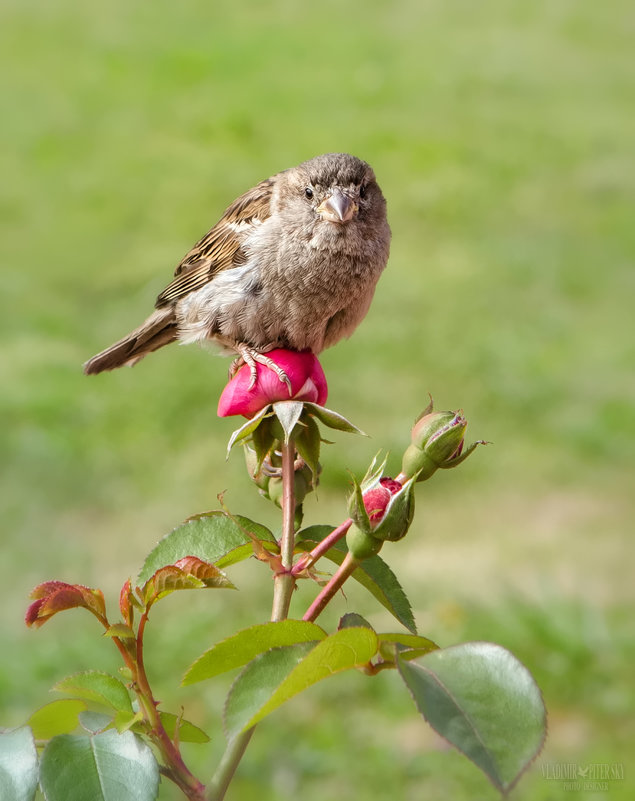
[233,346,293,395]
[261,455,306,478]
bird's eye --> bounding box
[304,187,314,199]
[359,183,367,199]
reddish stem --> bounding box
[292,518,353,576]
[302,552,359,623]
[134,611,206,800]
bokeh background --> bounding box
[2,1,633,798]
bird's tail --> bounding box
[83,308,178,374]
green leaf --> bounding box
[0,727,38,801]
[272,400,304,441]
[224,642,315,738]
[113,710,143,734]
[28,699,87,739]
[54,671,133,715]
[214,541,278,569]
[104,623,136,639]
[378,632,439,661]
[225,627,378,737]
[39,730,159,801]
[339,612,374,630]
[397,642,547,793]
[183,620,327,685]
[79,711,114,734]
[157,712,210,744]
[298,526,417,634]
[137,512,275,584]
[304,403,366,435]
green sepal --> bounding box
[347,473,372,534]
[410,410,458,450]
[346,524,383,560]
[249,418,278,474]
[371,475,416,542]
[294,412,322,483]
[226,404,271,456]
[272,400,304,442]
[303,403,366,435]
[439,439,487,470]
[360,452,390,489]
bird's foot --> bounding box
[231,345,292,394]
[260,454,306,479]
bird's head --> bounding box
[276,153,387,239]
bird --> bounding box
[83,153,391,386]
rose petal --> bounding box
[218,349,328,417]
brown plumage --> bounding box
[84,153,390,376]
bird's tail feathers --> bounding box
[83,309,177,375]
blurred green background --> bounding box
[2,0,633,798]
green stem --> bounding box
[207,436,298,801]
[205,729,255,801]
[271,436,298,621]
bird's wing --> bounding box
[154,178,274,308]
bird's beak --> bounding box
[317,189,357,223]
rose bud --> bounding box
[218,349,328,418]
[370,477,416,542]
[362,478,402,524]
[348,455,417,549]
[400,405,484,482]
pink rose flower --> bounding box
[218,349,328,418]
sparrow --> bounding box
[83,153,391,385]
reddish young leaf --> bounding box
[119,579,133,627]
[29,581,76,600]
[142,566,203,607]
[25,582,106,628]
[141,561,235,608]
[25,598,47,627]
[174,556,234,587]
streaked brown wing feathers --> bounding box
[154,178,273,309]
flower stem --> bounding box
[291,518,353,576]
[205,730,255,801]
[207,436,298,800]
[271,436,298,622]
[303,551,359,623]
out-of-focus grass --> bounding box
[2,0,634,798]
